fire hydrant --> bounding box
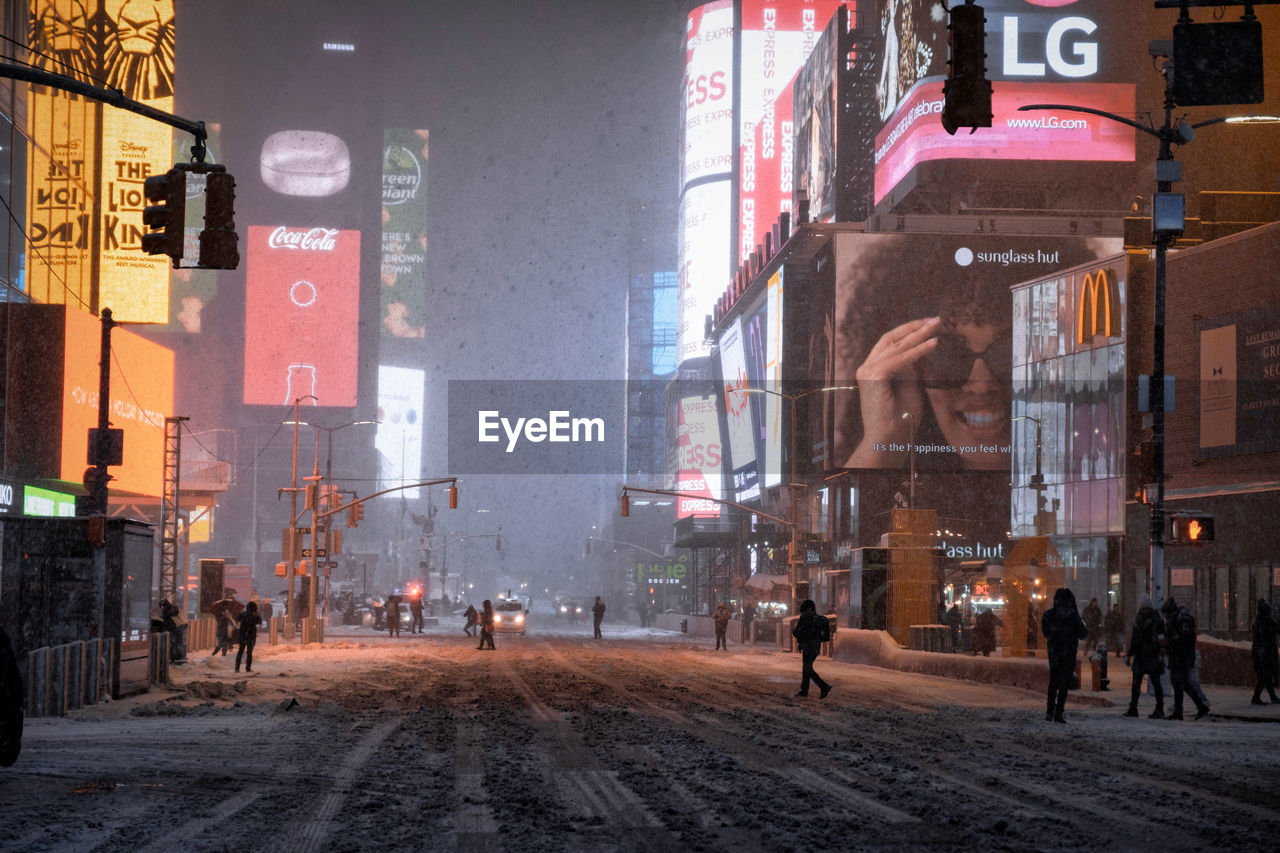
[1090,642,1110,691]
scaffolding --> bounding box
[160,416,188,605]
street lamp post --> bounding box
[1019,88,1278,603]
[901,412,916,508]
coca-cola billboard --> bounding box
[244,224,361,406]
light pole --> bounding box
[1013,415,1048,535]
[283,394,316,632]
[901,411,916,508]
[1018,91,1278,603]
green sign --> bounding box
[24,485,77,517]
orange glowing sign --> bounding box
[1076,267,1120,345]
[60,306,174,496]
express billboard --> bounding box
[737,0,842,262]
[872,0,1137,207]
[675,394,724,519]
[243,225,360,406]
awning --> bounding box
[744,573,790,591]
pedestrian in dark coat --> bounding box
[713,602,732,650]
[592,597,606,639]
[972,609,1001,657]
[463,604,478,637]
[1162,596,1209,719]
[946,603,963,653]
[210,596,242,656]
[409,593,424,634]
[1104,604,1125,657]
[1250,599,1280,705]
[477,600,495,650]
[1082,597,1103,653]
[1124,594,1166,718]
[1041,588,1088,723]
[791,600,831,699]
[0,626,22,768]
[235,601,263,673]
[386,594,403,637]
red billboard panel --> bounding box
[244,225,360,406]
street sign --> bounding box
[301,548,327,558]
[294,526,311,535]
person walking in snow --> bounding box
[463,603,478,637]
[1250,599,1280,705]
[972,608,1001,657]
[791,599,831,699]
[1041,588,1088,723]
[1161,596,1210,720]
[592,596,606,639]
[713,602,732,650]
[1124,594,1166,718]
[1082,597,1103,653]
[1104,603,1125,657]
[477,600,496,650]
[385,594,403,638]
[235,600,263,674]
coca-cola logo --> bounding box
[268,226,339,251]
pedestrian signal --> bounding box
[1171,512,1214,544]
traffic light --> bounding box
[141,168,185,263]
[199,170,240,269]
[941,1,992,136]
[1171,512,1214,544]
[621,493,630,517]
[448,485,458,509]
[347,501,364,527]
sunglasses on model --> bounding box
[917,333,1013,389]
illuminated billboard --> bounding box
[380,129,429,339]
[243,225,361,406]
[677,0,734,365]
[25,0,176,322]
[675,394,724,519]
[872,0,1137,208]
[737,0,841,262]
[829,232,1121,474]
[718,317,758,501]
[61,305,174,497]
[376,365,425,499]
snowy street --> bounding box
[5,621,1280,852]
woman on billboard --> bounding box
[836,257,1012,473]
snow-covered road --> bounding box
[5,624,1278,852]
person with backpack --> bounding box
[1162,596,1210,720]
[1040,588,1088,723]
[791,599,831,699]
[1124,594,1166,718]
[477,600,496,650]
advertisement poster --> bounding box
[243,225,360,406]
[718,318,759,501]
[1197,302,1280,458]
[675,394,723,519]
[375,365,425,499]
[380,128,429,339]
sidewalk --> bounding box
[1075,652,1280,722]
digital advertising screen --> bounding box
[243,225,361,406]
[872,0,1137,207]
[675,394,724,519]
[380,128,429,339]
[718,317,759,501]
[375,365,425,500]
[829,231,1122,474]
[60,305,174,497]
[762,268,785,486]
[737,0,842,262]
[677,181,732,364]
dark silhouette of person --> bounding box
[463,604,478,637]
[1083,597,1103,653]
[235,601,263,674]
[713,602,732,650]
[972,608,1001,656]
[478,600,495,650]
[947,603,963,653]
[1104,603,1125,657]
[1124,594,1166,718]
[1251,599,1279,705]
[1161,596,1210,720]
[1041,588,1088,723]
[791,599,831,699]
[0,626,22,767]
[592,596,606,639]
[742,601,756,642]
[409,593,424,634]
[210,595,241,656]
[386,594,403,637]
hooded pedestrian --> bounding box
[972,608,1001,657]
[463,603,478,637]
[1161,596,1209,720]
[1250,599,1279,705]
[478,600,495,650]
[1041,588,1088,723]
[791,600,831,699]
[1082,597,1103,653]
[385,594,403,637]
[713,602,732,650]
[592,596,606,639]
[1124,594,1166,718]
[235,601,263,674]
[1104,603,1125,657]
[409,592,424,634]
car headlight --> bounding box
[515,614,524,625]
[558,605,567,613]
[494,614,503,624]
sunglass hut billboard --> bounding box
[828,232,1120,473]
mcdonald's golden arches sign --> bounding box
[1076,266,1122,345]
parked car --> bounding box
[492,598,528,635]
